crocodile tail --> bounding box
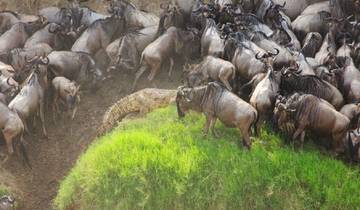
[97,97,132,137]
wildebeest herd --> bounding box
[0,0,359,168]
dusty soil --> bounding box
[1,66,182,210]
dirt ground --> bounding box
[1,65,182,210]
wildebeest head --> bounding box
[26,56,49,88]
[79,53,104,90]
[0,72,19,99]
[347,129,360,162]
[176,85,207,118]
[177,28,201,58]
[64,81,80,119]
[0,195,15,210]
[24,15,48,35]
[184,64,207,88]
[107,0,136,17]
[255,48,280,69]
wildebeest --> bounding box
[107,25,158,72]
[9,57,49,137]
[0,73,19,104]
[7,44,53,83]
[0,102,27,165]
[275,93,350,154]
[38,7,73,30]
[47,51,103,89]
[250,32,293,68]
[339,57,360,103]
[51,77,80,121]
[132,26,200,91]
[185,56,236,90]
[280,67,344,109]
[71,14,126,56]
[107,0,159,29]
[292,11,330,41]
[340,103,360,129]
[301,32,323,58]
[201,19,225,57]
[0,18,47,55]
[176,82,258,149]
[0,11,21,34]
[24,23,74,50]
[250,50,281,134]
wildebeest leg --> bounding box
[203,115,212,137]
[52,93,59,124]
[39,101,47,138]
[132,65,148,92]
[292,125,305,142]
[240,126,251,150]
[210,118,220,138]
[148,62,161,81]
[300,131,306,149]
[255,115,264,136]
[2,129,15,164]
[219,70,232,91]
[168,58,174,80]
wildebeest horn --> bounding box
[26,55,39,64]
[269,48,280,56]
[6,77,14,87]
[40,57,49,65]
[255,52,264,60]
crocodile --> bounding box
[97,88,177,137]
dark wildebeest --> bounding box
[157,2,186,37]
[9,56,49,137]
[223,32,268,82]
[0,11,21,34]
[51,76,81,121]
[132,27,200,91]
[250,32,293,69]
[340,103,360,129]
[301,32,323,58]
[0,73,19,104]
[250,49,281,134]
[275,93,350,154]
[47,51,103,89]
[0,18,47,55]
[24,23,75,50]
[291,11,331,41]
[0,102,28,166]
[339,57,360,103]
[107,25,158,73]
[38,7,73,30]
[201,19,225,57]
[176,82,258,149]
[185,56,236,90]
[107,0,159,29]
[71,14,126,56]
[280,67,344,109]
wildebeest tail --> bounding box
[19,135,31,169]
[251,108,259,136]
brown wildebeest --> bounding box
[9,56,49,137]
[51,76,80,121]
[276,93,350,154]
[176,82,258,149]
[132,26,200,91]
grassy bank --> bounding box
[0,185,10,197]
[55,106,360,210]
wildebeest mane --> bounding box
[281,74,332,99]
[0,10,19,18]
[286,94,321,126]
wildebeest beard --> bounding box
[280,75,332,99]
[287,94,321,127]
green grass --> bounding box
[0,185,10,198]
[54,106,360,210]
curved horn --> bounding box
[40,57,49,65]
[6,77,14,86]
[26,55,39,64]
[269,48,280,56]
[255,52,264,60]
[48,24,59,33]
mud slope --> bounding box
[2,70,182,210]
